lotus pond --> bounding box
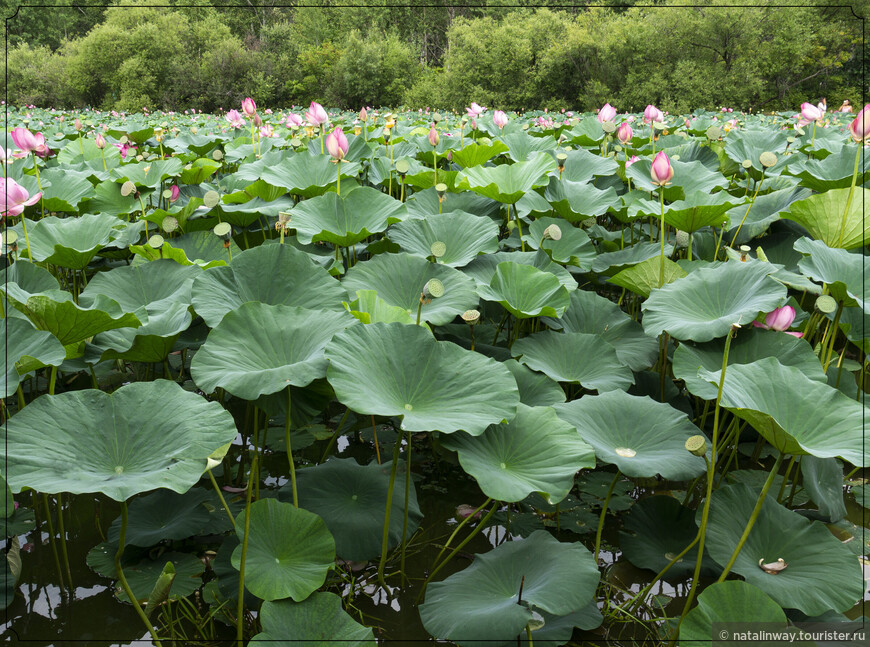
[1,103,868,646]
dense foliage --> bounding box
[2,0,865,112]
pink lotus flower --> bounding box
[617,122,633,144]
[259,125,274,138]
[74,118,83,131]
[643,105,664,124]
[95,132,106,149]
[466,102,485,118]
[325,127,348,160]
[286,113,303,128]
[170,185,180,202]
[625,155,640,168]
[225,109,245,128]
[241,98,256,116]
[597,103,617,123]
[849,104,870,143]
[650,151,674,186]
[359,107,368,122]
[800,102,823,122]
[753,306,802,337]
[493,110,508,130]
[428,125,439,147]
[0,177,41,219]
[305,101,328,127]
[113,142,136,159]
[11,127,50,157]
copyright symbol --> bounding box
[719,630,729,640]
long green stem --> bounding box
[207,469,235,528]
[433,149,437,186]
[377,437,404,590]
[836,143,862,248]
[729,168,766,247]
[285,387,298,508]
[658,187,666,287]
[594,472,620,564]
[48,366,57,395]
[55,493,74,591]
[716,452,785,581]
[513,203,526,252]
[320,407,351,463]
[336,159,341,196]
[823,301,844,371]
[32,153,45,219]
[41,494,65,591]
[236,455,256,647]
[400,430,412,583]
[430,498,492,572]
[116,501,163,646]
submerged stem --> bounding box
[285,387,298,508]
[377,437,404,590]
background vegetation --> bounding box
[2,0,865,113]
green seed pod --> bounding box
[759,151,777,168]
[213,222,232,240]
[815,295,837,314]
[120,181,136,197]
[161,216,179,234]
[144,561,176,619]
[395,159,410,175]
[148,234,165,249]
[542,224,562,241]
[430,241,447,258]
[203,190,220,208]
[685,435,707,457]
[423,279,445,299]
[461,309,481,325]
[212,149,224,161]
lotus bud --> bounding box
[422,279,444,299]
[625,155,639,169]
[493,110,508,130]
[241,97,256,116]
[253,114,262,128]
[461,310,481,325]
[597,103,617,123]
[650,151,674,186]
[169,185,180,202]
[800,102,822,122]
[428,125,439,147]
[455,504,482,520]
[359,107,368,122]
[325,127,348,160]
[643,105,663,124]
[617,122,633,144]
[74,118,83,131]
[685,435,707,457]
[430,241,447,258]
[95,132,106,149]
[849,104,870,142]
[542,224,562,241]
[764,306,796,331]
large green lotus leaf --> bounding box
[207,196,295,228]
[679,581,789,647]
[563,118,606,147]
[250,593,375,645]
[342,253,479,326]
[517,603,603,647]
[111,158,183,188]
[406,185,501,221]
[591,242,673,274]
[1,259,59,292]
[191,244,346,327]
[672,328,826,401]
[523,217,596,269]
[500,132,557,163]
[659,191,744,233]
[80,259,200,312]
[458,152,557,203]
[800,456,847,523]
[503,359,565,407]
[420,530,600,647]
[698,358,866,465]
[463,251,576,292]
[609,255,687,298]
[388,210,499,267]
[39,168,93,212]
[543,290,658,371]
[1,283,141,346]
[726,186,812,245]
[107,489,212,547]
[781,187,869,250]
[325,323,519,434]
[642,261,786,342]
[544,177,620,221]
[192,303,356,399]
[703,483,863,615]
[619,495,714,580]
[513,332,633,392]
[795,237,867,312]
[451,140,509,167]
[179,157,222,184]
[231,498,335,602]
[342,289,420,325]
[2,318,65,397]
[85,301,192,363]
[789,144,870,191]
[559,148,619,184]
[441,404,595,504]
[115,552,205,603]
[290,187,405,246]
[26,214,119,270]
[477,262,571,319]
[514,188,553,220]
[553,391,706,480]
[724,128,790,170]
[81,179,137,216]
[292,458,422,561]
[2,381,238,500]
[625,158,729,201]
[131,230,241,268]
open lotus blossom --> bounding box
[11,127,50,158]
[325,127,348,160]
[617,121,633,144]
[259,124,274,138]
[643,105,664,124]
[849,104,870,142]
[305,101,329,127]
[466,102,485,118]
[493,110,508,130]
[650,151,674,186]
[113,141,136,159]
[625,155,640,168]
[800,102,823,122]
[753,305,802,337]
[286,113,303,128]
[597,103,617,123]
[225,109,245,128]
[0,177,41,219]
[241,98,256,116]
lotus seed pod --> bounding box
[582,217,596,229]
[430,241,447,258]
[506,220,517,231]
[739,245,751,262]
[161,216,178,234]
[395,159,410,175]
[435,183,447,197]
[543,224,562,241]
[528,611,545,632]
[758,558,788,574]
[203,190,220,208]
[432,112,442,124]
[601,120,616,134]
[422,279,445,299]
[675,230,690,248]
[162,189,173,200]
[815,295,837,314]
[5,231,18,246]
[759,151,777,168]
[213,222,232,241]
[148,234,165,249]
[212,149,223,161]
[685,435,707,457]
[461,309,481,325]
[119,135,129,145]
[705,126,721,140]
[120,181,136,197]
[190,127,198,135]
[741,159,752,169]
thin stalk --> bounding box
[19,216,32,260]
[371,415,382,465]
[712,222,727,261]
[429,498,492,574]
[284,387,298,507]
[48,366,57,395]
[400,430,412,583]
[377,437,404,590]
[823,302,844,371]
[593,472,620,564]
[786,457,802,507]
[658,187,666,287]
[836,143,862,248]
[32,153,45,218]
[513,203,526,252]
[115,501,163,646]
[55,493,74,592]
[729,168,767,247]
[336,159,341,196]
[207,469,236,529]
[492,311,509,345]
[41,494,65,591]
[320,407,351,463]
[236,455,256,647]
[776,455,796,503]
[433,149,437,186]
[716,452,785,581]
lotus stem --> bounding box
[513,203,526,252]
[207,469,235,529]
[823,301,844,371]
[836,143,862,248]
[776,455,796,503]
[526,624,534,647]
[400,429,412,584]
[20,215,33,260]
[593,471,620,564]
[716,451,785,581]
[47,366,57,396]
[429,497,492,574]
[320,407,352,463]
[285,387,298,508]
[810,121,816,157]
[377,436,404,590]
[626,531,700,614]
[236,455,256,647]
[371,415,382,465]
[115,501,163,647]
[433,149,437,186]
[673,324,738,642]
[56,493,74,592]
[32,153,45,219]
[100,147,107,172]
[712,221,727,261]
[786,456,802,507]
[319,125,324,155]
[658,187,666,287]
[336,159,341,196]
[41,494,65,592]
[729,168,766,248]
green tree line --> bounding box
[2,0,864,113]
